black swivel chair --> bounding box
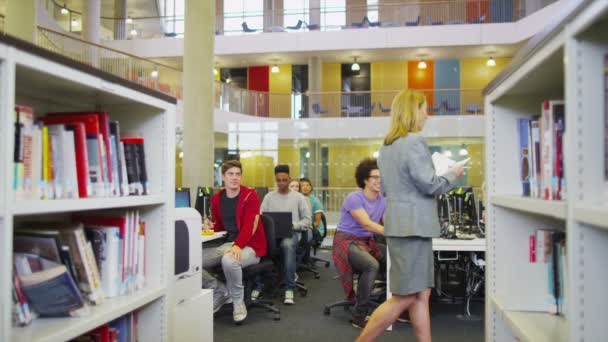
[310,213,330,268]
[241,215,281,322]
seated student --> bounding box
[202,160,267,323]
[299,177,325,237]
[289,179,300,192]
[256,164,311,305]
[332,158,386,329]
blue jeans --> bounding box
[255,233,299,291]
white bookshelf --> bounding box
[0,36,176,341]
[484,1,608,341]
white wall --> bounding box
[212,110,484,140]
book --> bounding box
[84,226,121,298]
[109,121,122,196]
[14,106,35,200]
[518,118,531,196]
[65,122,92,198]
[121,138,148,195]
[540,100,564,200]
[530,119,541,198]
[14,254,88,317]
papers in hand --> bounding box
[431,152,470,176]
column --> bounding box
[309,0,321,27]
[183,0,215,190]
[307,140,322,192]
[114,0,127,40]
[83,0,100,67]
[6,0,36,42]
[216,0,224,34]
[308,56,322,118]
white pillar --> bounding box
[183,0,215,189]
[114,0,127,40]
[308,56,322,117]
[83,0,100,67]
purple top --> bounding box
[336,190,386,238]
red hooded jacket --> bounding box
[210,185,267,257]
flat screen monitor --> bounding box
[175,188,191,208]
[194,186,214,219]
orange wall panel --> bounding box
[408,60,434,113]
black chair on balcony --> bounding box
[469,15,486,24]
[405,16,420,26]
[360,103,375,117]
[428,16,444,25]
[303,21,320,30]
[378,103,391,113]
[286,20,303,30]
[312,103,328,115]
[242,22,257,33]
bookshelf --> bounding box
[0,35,176,341]
[484,1,608,341]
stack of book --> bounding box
[529,229,567,315]
[517,100,565,200]
[73,311,138,342]
[11,210,146,324]
[13,107,149,200]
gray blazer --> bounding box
[378,133,456,238]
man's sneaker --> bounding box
[350,315,368,329]
[251,289,261,301]
[213,292,232,313]
[233,302,247,323]
[284,290,295,305]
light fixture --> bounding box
[351,57,360,71]
[418,59,427,70]
[71,18,78,27]
[305,151,310,158]
[443,150,452,157]
[271,64,280,73]
[459,147,469,156]
[130,28,138,36]
[225,77,231,84]
[373,151,379,158]
[213,68,218,75]
[61,6,69,15]
[487,56,496,67]
[126,16,133,24]
[150,68,159,78]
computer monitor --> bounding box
[194,186,214,219]
[175,188,191,208]
[263,212,293,239]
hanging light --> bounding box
[487,56,496,67]
[459,147,469,156]
[373,151,379,158]
[213,68,218,75]
[418,59,427,70]
[443,150,452,157]
[71,18,79,27]
[61,6,69,15]
[351,57,360,71]
[150,68,159,78]
[126,16,133,24]
[225,77,232,84]
[271,64,280,73]
[130,28,138,36]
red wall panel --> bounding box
[247,66,270,116]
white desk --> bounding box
[201,231,227,243]
[432,238,486,252]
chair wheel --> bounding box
[314,274,320,279]
[274,314,281,320]
[324,263,330,268]
[323,307,330,315]
[299,289,308,297]
[235,321,243,326]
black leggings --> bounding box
[348,243,386,317]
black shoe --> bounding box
[350,315,368,329]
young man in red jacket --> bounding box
[202,160,267,324]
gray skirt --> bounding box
[386,236,434,296]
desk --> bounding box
[432,238,485,252]
[201,231,226,243]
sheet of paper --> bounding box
[432,153,470,176]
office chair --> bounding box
[286,19,303,30]
[241,215,281,322]
[378,103,391,113]
[310,213,330,269]
[405,16,420,26]
[312,103,328,115]
[323,275,386,316]
[241,22,257,33]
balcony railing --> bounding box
[215,82,484,118]
[42,0,558,40]
[35,26,183,98]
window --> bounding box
[160,0,185,37]
[284,0,309,28]
[367,0,378,23]
[321,0,345,30]
[224,0,264,35]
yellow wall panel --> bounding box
[371,61,408,116]
[327,144,381,187]
[240,155,275,188]
[461,57,510,113]
[466,144,484,190]
[278,145,301,179]
[269,64,293,118]
[321,63,342,117]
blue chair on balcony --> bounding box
[379,103,391,113]
[469,15,486,24]
[349,16,368,28]
[466,103,482,114]
[303,21,320,30]
[405,16,420,26]
[312,104,328,115]
[360,103,375,116]
[242,22,257,33]
[428,16,443,25]
[365,16,380,27]
[287,20,303,30]
[441,101,460,114]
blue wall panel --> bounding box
[490,0,514,23]
[433,59,460,115]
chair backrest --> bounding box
[320,212,328,240]
[260,214,277,257]
[312,103,321,113]
[295,19,303,29]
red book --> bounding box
[39,114,105,197]
[49,112,113,194]
[64,122,90,198]
[529,234,537,263]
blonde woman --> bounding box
[358,90,464,342]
